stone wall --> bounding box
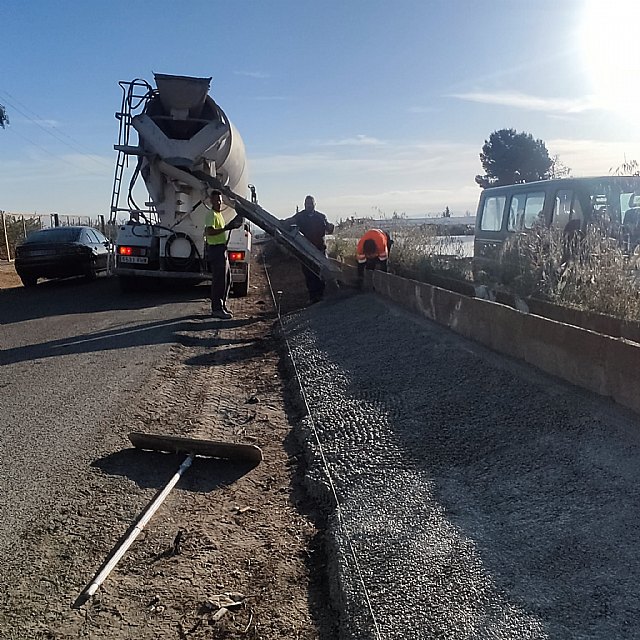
[339,263,640,417]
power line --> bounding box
[4,126,109,178]
[0,89,113,171]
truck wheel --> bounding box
[235,279,249,297]
[234,266,250,297]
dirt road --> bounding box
[0,249,335,639]
[0,262,20,289]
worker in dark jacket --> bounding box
[284,195,334,303]
[356,228,393,282]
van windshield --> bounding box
[581,177,640,225]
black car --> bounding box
[15,226,112,287]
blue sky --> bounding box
[2,0,639,222]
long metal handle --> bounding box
[75,454,194,606]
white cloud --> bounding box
[251,136,640,219]
[449,91,599,114]
[250,152,335,174]
[250,140,482,217]
[319,134,385,147]
[547,138,640,175]
[8,133,636,222]
[0,152,112,216]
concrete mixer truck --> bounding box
[109,73,340,293]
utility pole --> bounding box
[2,211,12,262]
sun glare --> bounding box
[580,0,640,118]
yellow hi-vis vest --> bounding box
[204,210,228,246]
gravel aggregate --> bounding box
[283,292,640,640]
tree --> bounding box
[0,104,8,129]
[475,128,552,189]
[442,206,451,218]
[549,154,571,179]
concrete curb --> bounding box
[339,264,640,417]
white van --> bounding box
[473,176,640,281]
[227,221,252,296]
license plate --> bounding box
[27,249,56,256]
[120,256,148,264]
[230,268,244,277]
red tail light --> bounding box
[118,246,147,256]
[228,251,245,262]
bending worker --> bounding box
[356,228,393,280]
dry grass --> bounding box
[329,225,472,281]
[331,222,640,323]
[500,225,640,321]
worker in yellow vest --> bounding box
[204,190,243,319]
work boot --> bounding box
[211,308,233,320]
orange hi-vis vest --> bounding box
[356,229,389,264]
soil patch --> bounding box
[0,261,20,289]
[0,244,338,639]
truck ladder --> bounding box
[109,80,154,224]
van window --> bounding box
[480,195,506,231]
[620,192,640,224]
[506,192,546,230]
[553,190,573,229]
[507,194,526,231]
[522,192,546,229]
[552,190,584,230]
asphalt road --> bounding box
[0,275,209,559]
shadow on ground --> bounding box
[92,447,258,492]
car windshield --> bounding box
[25,228,82,244]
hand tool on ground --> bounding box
[74,432,262,607]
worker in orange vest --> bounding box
[356,228,393,282]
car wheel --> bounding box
[20,275,38,288]
[85,259,98,281]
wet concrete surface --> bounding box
[283,292,640,639]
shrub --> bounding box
[501,225,640,321]
[329,226,472,281]
[0,214,41,260]
[327,236,356,263]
